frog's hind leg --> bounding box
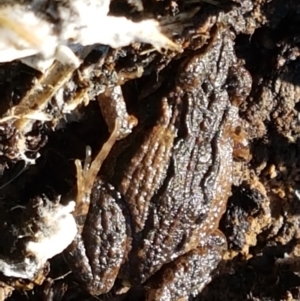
[74,118,120,219]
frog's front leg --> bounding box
[98,84,138,140]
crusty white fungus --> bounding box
[0,0,180,71]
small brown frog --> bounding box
[65,28,252,301]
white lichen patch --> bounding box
[25,201,77,266]
[0,256,45,280]
[0,199,77,280]
[0,0,180,71]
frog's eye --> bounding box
[0,4,58,62]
